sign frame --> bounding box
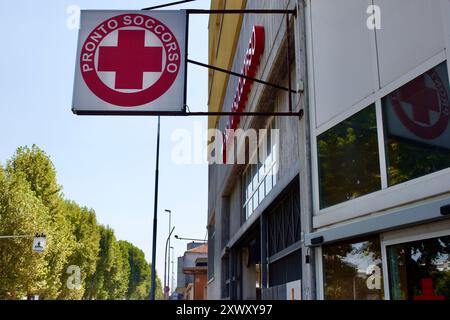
[72,10,188,116]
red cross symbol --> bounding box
[398,75,440,125]
[98,29,163,90]
[413,278,445,300]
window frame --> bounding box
[380,219,450,300]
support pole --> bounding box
[150,116,161,300]
[164,226,175,299]
[286,13,293,112]
[167,211,172,297]
[0,235,34,239]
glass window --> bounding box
[242,122,278,220]
[258,181,265,206]
[265,173,272,196]
[252,190,259,210]
[317,105,381,209]
[322,236,384,300]
[387,235,450,300]
[382,62,450,186]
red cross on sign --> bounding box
[391,67,450,140]
[75,12,184,111]
[397,75,440,125]
[98,30,163,90]
[413,278,445,300]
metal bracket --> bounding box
[138,3,300,118]
[186,9,297,16]
[143,2,297,16]
[74,110,304,119]
[185,8,298,114]
[188,59,297,94]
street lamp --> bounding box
[165,209,172,232]
[164,209,172,298]
[164,226,175,299]
[174,235,207,242]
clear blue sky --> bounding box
[0,0,210,289]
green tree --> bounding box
[6,146,76,299]
[84,225,128,299]
[1,145,164,300]
[58,201,101,299]
[155,272,164,300]
[0,165,49,299]
[118,240,163,300]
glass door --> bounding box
[381,222,450,300]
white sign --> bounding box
[72,10,187,115]
[286,280,301,300]
[33,235,46,253]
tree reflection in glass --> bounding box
[322,236,384,300]
[318,105,381,209]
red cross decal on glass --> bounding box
[413,278,445,300]
[398,75,440,125]
[98,29,163,90]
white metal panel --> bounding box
[313,167,450,228]
[286,280,301,300]
[311,0,376,128]
[375,0,445,87]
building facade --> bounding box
[207,0,450,300]
[175,242,208,300]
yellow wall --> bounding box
[208,0,246,129]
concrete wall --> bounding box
[207,0,300,299]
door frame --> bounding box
[380,219,450,300]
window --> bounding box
[322,236,384,300]
[317,105,381,209]
[268,181,301,257]
[387,235,450,300]
[382,62,450,186]
[242,122,278,219]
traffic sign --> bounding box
[32,234,46,253]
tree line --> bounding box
[0,145,163,299]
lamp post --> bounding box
[164,209,172,298]
[170,246,175,297]
[150,116,161,301]
[164,226,175,299]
